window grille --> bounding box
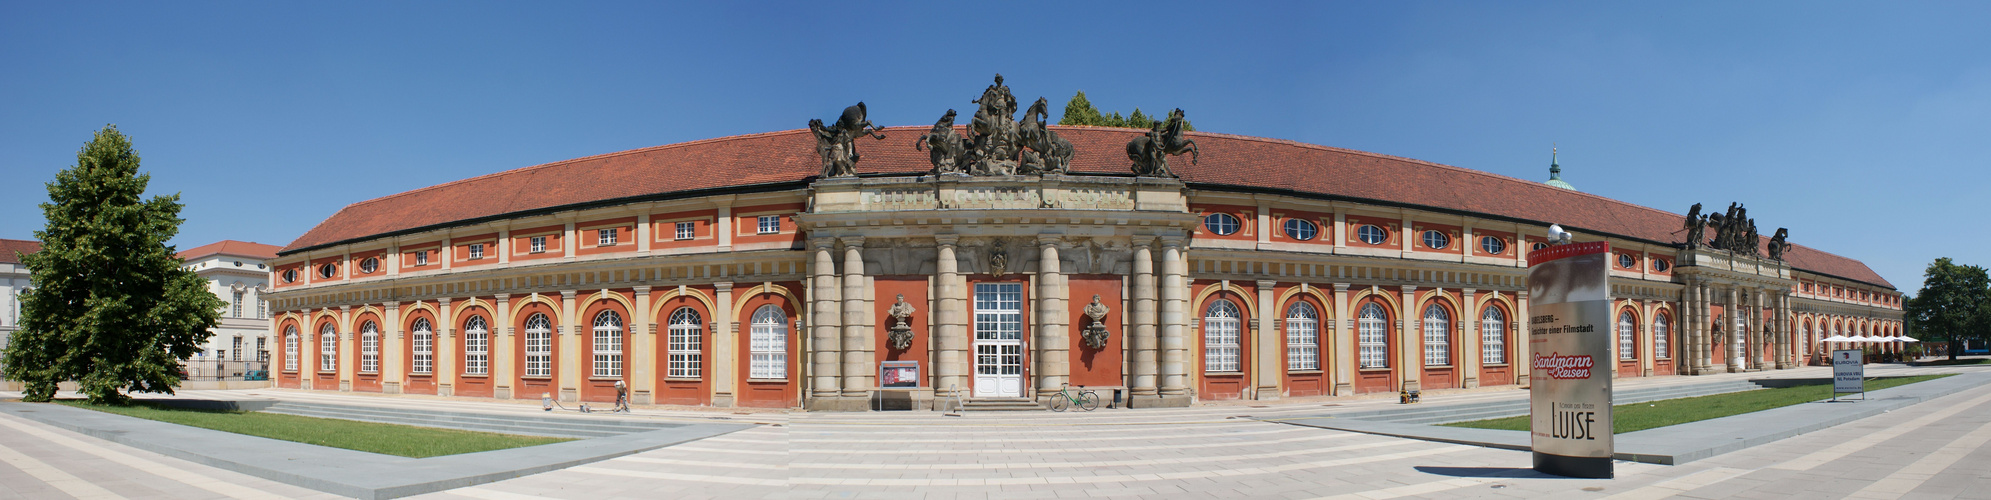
[360,321,379,373]
[1359,303,1388,368]
[464,316,489,375]
[668,308,703,378]
[415,251,429,266]
[319,323,337,372]
[1203,300,1241,372]
[1286,302,1318,371]
[593,311,623,377]
[1423,305,1450,366]
[1482,307,1506,364]
[598,228,618,246]
[1619,312,1637,360]
[524,313,552,377]
[530,236,546,253]
[1654,315,1671,358]
[283,326,298,372]
[468,244,485,260]
[675,221,695,240]
[757,215,780,234]
[749,305,787,379]
[412,319,433,374]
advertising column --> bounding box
[1528,239,1614,478]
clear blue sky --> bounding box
[3,2,1986,293]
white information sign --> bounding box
[1527,240,1614,479]
[1832,349,1864,397]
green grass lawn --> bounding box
[1443,374,1954,434]
[55,401,572,458]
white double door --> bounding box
[972,283,1025,398]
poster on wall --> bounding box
[1527,239,1615,479]
[880,361,921,388]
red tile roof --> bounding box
[178,240,282,261]
[0,239,40,265]
[282,126,1893,289]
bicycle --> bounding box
[1048,383,1099,412]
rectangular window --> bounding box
[413,332,433,374]
[232,291,243,318]
[258,299,266,319]
[256,337,267,364]
[756,215,780,234]
[530,236,546,253]
[675,221,695,240]
[231,337,243,361]
[468,244,485,260]
[415,250,429,266]
[598,228,618,246]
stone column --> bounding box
[384,303,403,394]
[1035,236,1068,397]
[559,290,579,402]
[1728,286,1744,371]
[630,286,653,404]
[1332,283,1354,395]
[1694,282,1712,375]
[493,294,513,399]
[1255,279,1279,400]
[1775,292,1792,369]
[438,298,455,396]
[1129,241,1159,399]
[1515,291,1531,386]
[934,236,969,398]
[1750,288,1765,370]
[1399,286,1420,392]
[1462,289,1479,388]
[1157,238,1190,403]
[339,306,354,391]
[808,238,842,407]
[713,281,736,407]
[840,237,870,401]
[1681,282,1698,374]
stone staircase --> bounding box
[960,398,1047,412]
[259,401,680,439]
[1335,379,1769,425]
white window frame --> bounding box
[1359,302,1388,368]
[592,310,623,378]
[412,318,433,375]
[468,243,485,260]
[1619,312,1637,360]
[1480,236,1505,255]
[1283,218,1317,241]
[598,228,619,246]
[756,215,781,235]
[359,257,378,274]
[1204,213,1241,236]
[1286,302,1319,371]
[1203,300,1241,373]
[1482,307,1507,364]
[1654,314,1671,359]
[675,221,695,240]
[232,336,243,361]
[749,305,788,379]
[360,321,379,373]
[1422,304,1450,366]
[232,291,243,318]
[464,316,489,376]
[415,250,429,266]
[1357,224,1387,245]
[524,313,552,377]
[319,323,337,372]
[1422,230,1450,250]
[530,236,546,253]
[668,308,704,378]
[283,326,299,372]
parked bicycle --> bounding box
[1048,383,1099,412]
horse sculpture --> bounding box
[812,102,888,178]
[1018,97,1074,174]
[914,109,970,174]
[1126,108,1198,177]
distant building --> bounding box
[0,239,42,369]
[178,240,283,366]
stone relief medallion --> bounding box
[1082,294,1111,350]
[887,294,917,351]
[988,238,1009,278]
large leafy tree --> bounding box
[1058,91,1195,131]
[2,125,221,404]
[1903,257,1991,361]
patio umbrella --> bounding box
[1898,336,1920,342]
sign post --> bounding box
[1831,349,1864,401]
[1527,239,1615,479]
[875,360,922,411]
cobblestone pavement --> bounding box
[2,362,1986,499]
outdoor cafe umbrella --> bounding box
[1824,335,1855,351]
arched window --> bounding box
[283,325,299,372]
[1800,321,1810,355]
[464,316,489,375]
[1286,302,1319,371]
[524,313,552,377]
[318,323,337,372]
[1359,302,1388,368]
[1654,314,1670,359]
[412,318,433,375]
[1481,307,1506,364]
[360,321,379,373]
[749,305,788,379]
[592,310,623,378]
[1423,304,1451,366]
[1203,300,1241,373]
[1618,312,1637,360]
[668,308,703,378]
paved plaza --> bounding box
[2,362,1988,499]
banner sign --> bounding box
[1832,349,1864,396]
[1527,240,1615,479]
[880,361,921,388]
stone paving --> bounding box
[1,361,1986,499]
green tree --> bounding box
[1903,257,1990,361]
[2,125,221,404]
[1057,91,1195,131]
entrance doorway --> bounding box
[973,283,1024,398]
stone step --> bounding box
[265,401,676,431]
[960,398,1047,412]
[260,402,676,439]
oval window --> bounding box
[317,263,337,279]
[359,257,379,274]
[1479,236,1505,255]
[1618,253,1636,269]
[1421,230,1450,250]
[1204,213,1241,236]
[281,269,297,283]
[1532,242,1549,252]
[1357,224,1387,245]
[1652,258,1670,272]
[1283,218,1317,241]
